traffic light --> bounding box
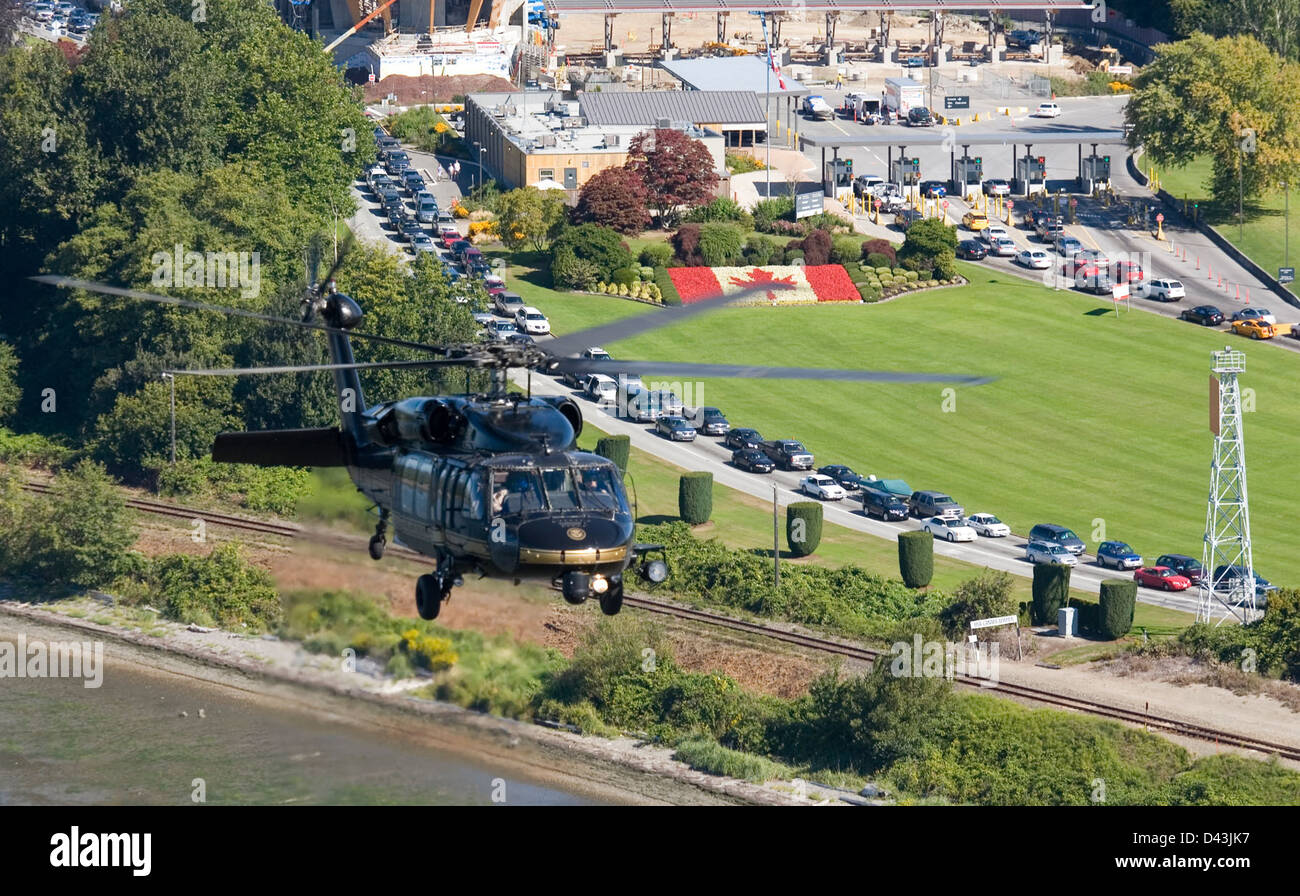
[1097,155,1111,178]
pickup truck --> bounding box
[761,439,815,471]
[801,96,835,121]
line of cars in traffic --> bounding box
[21,0,100,37]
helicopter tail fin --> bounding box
[213,427,349,467]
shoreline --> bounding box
[0,599,825,806]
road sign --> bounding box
[1112,283,1131,300]
[1280,267,1295,284]
[944,95,970,110]
[942,200,949,208]
[1156,213,1164,222]
[1006,200,1014,210]
[970,615,1019,630]
[794,190,822,220]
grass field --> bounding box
[513,262,1300,588]
[1137,152,1299,294]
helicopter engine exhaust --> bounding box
[537,396,582,442]
[388,397,465,444]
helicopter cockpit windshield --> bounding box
[489,463,629,517]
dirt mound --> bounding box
[361,73,517,104]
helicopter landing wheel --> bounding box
[368,535,386,561]
[598,582,624,616]
[415,574,442,620]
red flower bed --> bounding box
[668,267,723,303]
[804,264,860,302]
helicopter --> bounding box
[36,263,992,621]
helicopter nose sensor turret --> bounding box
[324,292,363,330]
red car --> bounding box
[439,227,461,248]
[1133,566,1192,591]
[1114,261,1145,283]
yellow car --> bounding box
[962,211,989,231]
[1232,319,1276,339]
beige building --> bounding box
[464,90,741,192]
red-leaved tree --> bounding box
[574,166,651,234]
[627,129,720,228]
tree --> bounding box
[627,128,720,227]
[897,531,933,588]
[1126,34,1300,207]
[0,341,17,423]
[1171,0,1300,61]
[90,376,243,477]
[939,570,1015,638]
[497,186,568,252]
[678,472,713,525]
[574,167,651,234]
[550,224,634,283]
[696,224,744,267]
[898,218,958,272]
[594,435,630,473]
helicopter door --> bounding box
[444,468,472,552]
[413,457,432,521]
[430,461,451,546]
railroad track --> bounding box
[22,481,1299,762]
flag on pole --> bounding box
[758,12,786,90]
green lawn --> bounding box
[526,264,1300,589]
[1138,152,1299,293]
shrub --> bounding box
[594,435,630,473]
[697,223,745,267]
[1031,564,1072,625]
[550,247,601,290]
[724,151,766,175]
[794,229,833,266]
[897,530,934,588]
[898,218,958,272]
[861,238,897,265]
[932,251,959,281]
[611,266,640,288]
[938,570,1016,638]
[866,252,894,269]
[743,234,780,265]
[678,472,713,525]
[639,243,673,267]
[0,428,72,469]
[685,196,753,229]
[786,502,823,557]
[638,265,655,281]
[152,543,281,632]
[858,282,882,302]
[551,224,634,282]
[783,248,805,265]
[1098,580,1137,640]
[654,267,682,305]
[752,197,794,230]
[672,223,703,266]
[830,235,863,265]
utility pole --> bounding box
[772,484,780,588]
[161,372,176,464]
[1284,180,1290,268]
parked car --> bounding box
[893,209,925,231]
[655,416,697,442]
[853,174,886,198]
[410,234,437,255]
[982,179,1011,196]
[965,513,1010,537]
[1097,541,1142,570]
[399,219,423,244]
[416,196,439,224]
[956,239,988,260]
[377,183,402,204]
[494,291,526,317]
[818,465,862,491]
[1027,523,1086,555]
[907,106,936,126]
[920,180,947,198]
[961,211,989,232]
[1181,304,1225,326]
[1155,554,1204,584]
[1232,318,1276,339]
[1145,278,1185,301]
[583,374,618,402]
[513,307,551,335]
[761,439,815,471]
[724,428,764,451]
[732,448,775,473]
[384,151,411,176]
[472,311,495,328]
[439,227,462,248]
[800,474,847,501]
[1231,307,1277,326]
[402,170,426,195]
[861,487,910,521]
[1211,565,1277,601]
[1054,235,1083,257]
[1025,541,1078,566]
[1133,566,1192,591]
[1040,222,1065,243]
[685,406,730,436]
[923,516,976,542]
[1016,249,1051,269]
[625,387,663,423]
[1033,102,1062,118]
[980,225,1009,244]
[484,320,520,342]
[909,490,963,519]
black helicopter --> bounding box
[37,266,992,620]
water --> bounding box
[0,637,602,806]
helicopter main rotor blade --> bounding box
[164,358,477,377]
[548,357,996,386]
[544,281,795,359]
[31,275,449,355]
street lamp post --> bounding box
[161,372,176,464]
[1283,180,1290,268]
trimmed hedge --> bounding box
[594,435,630,473]
[678,472,713,526]
[653,267,682,305]
[898,530,933,588]
[1098,580,1137,640]
[1031,564,1071,625]
[639,244,673,267]
[786,502,823,557]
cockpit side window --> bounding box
[492,469,544,516]
[577,467,627,513]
